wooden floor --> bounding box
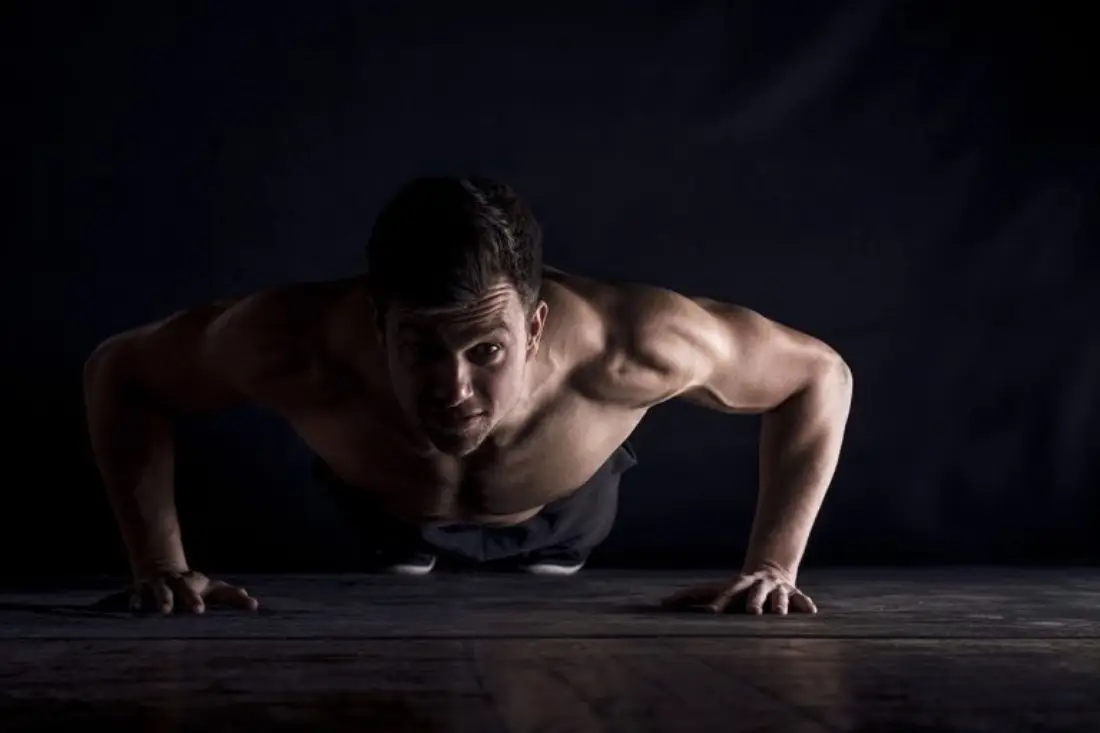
[2,568,1098,731]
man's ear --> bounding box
[527,300,549,356]
[364,288,386,345]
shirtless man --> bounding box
[84,177,853,616]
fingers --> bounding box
[770,587,790,616]
[706,576,755,613]
[744,581,771,615]
[789,590,818,614]
[152,581,174,615]
[167,575,205,615]
[205,582,260,611]
[123,574,258,615]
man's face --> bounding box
[381,283,546,456]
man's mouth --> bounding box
[429,411,485,430]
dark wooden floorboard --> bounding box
[1,569,1097,731]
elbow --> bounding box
[774,352,852,416]
[823,353,854,412]
[84,338,115,383]
[83,334,131,396]
[832,354,853,391]
[804,347,852,405]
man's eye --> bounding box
[469,343,502,362]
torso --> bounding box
[243,269,653,527]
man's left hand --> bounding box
[661,566,818,615]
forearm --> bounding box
[84,357,189,580]
[742,360,852,578]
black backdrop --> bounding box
[10,1,1098,577]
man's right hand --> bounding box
[127,570,259,614]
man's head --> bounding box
[366,177,548,455]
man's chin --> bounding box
[426,429,485,456]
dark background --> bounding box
[10,1,1097,578]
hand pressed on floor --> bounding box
[123,570,259,615]
[661,567,817,615]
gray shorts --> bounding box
[314,442,638,564]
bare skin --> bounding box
[84,267,852,615]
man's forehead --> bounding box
[396,314,513,335]
[392,300,520,339]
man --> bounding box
[84,177,853,616]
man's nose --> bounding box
[430,359,474,407]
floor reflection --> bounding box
[3,570,1098,731]
[4,637,1096,732]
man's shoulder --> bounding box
[546,268,719,347]
[218,277,359,321]
[204,278,365,385]
[547,270,726,407]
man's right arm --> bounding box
[83,300,252,581]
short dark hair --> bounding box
[367,176,543,317]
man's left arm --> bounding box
[738,320,852,613]
[626,292,853,614]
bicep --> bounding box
[692,301,842,413]
[635,295,843,414]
